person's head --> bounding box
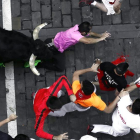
[47,96,63,111]
[81,80,96,95]
[14,134,30,140]
[115,62,129,76]
[78,22,92,36]
[132,98,140,114]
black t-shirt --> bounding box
[0,131,13,140]
[100,62,127,92]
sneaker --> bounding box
[87,125,94,135]
[134,77,140,88]
[79,0,94,7]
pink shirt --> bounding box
[54,25,84,53]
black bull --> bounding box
[0,27,65,74]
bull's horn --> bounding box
[29,54,40,76]
[33,22,48,40]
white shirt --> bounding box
[112,95,140,133]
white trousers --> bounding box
[49,102,90,117]
[102,0,115,15]
[91,124,129,137]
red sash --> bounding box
[75,89,91,100]
[109,0,116,5]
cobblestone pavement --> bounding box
[0,0,140,140]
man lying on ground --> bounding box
[87,78,140,137]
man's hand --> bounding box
[53,132,68,140]
[8,114,18,121]
[69,94,76,102]
[94,58,102,65]
[91,63,100,73]
[118,89,129,98]
[100,31,111,41]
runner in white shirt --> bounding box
[87,77,140,137]
[79,0,122,15]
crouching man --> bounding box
[87,78,140,137]
[48,63,127,117]
[33,75,75,140]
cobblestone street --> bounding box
[0,0,140,140]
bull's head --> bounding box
[29,23,48,76]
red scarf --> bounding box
[75,89,91,100]
[109,0,116,5]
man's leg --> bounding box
[91,124,121,137]
[91,2,108,13]
[49,102,90,117]
[52,52,65,72]
[48,102,77,117]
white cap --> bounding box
[80,135,97,140]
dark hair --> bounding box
[14,134,30,140]
[132,98,140,114]
[115,62,129,75]
[47,96,63,110]
[78,22,91,34]
[82,80,95,95]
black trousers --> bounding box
[37,38,65,72]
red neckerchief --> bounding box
[75,89,91,100]
[109,0,116,5]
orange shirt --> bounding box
[72,80,106,111]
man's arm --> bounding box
[79,32,110,44]
[72,63,100,82]
[49,75,76,102]
[35,113,68,140]
[89,31,111,38]
[103,90,128,113]
[124,76,140,93]
[89,32,102,38]
[53,133,68,140]
[103,95,120,113]
[124,84,137,93]
[35,113,54,139]
[104,79,140,114]
[0,114,17,127]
